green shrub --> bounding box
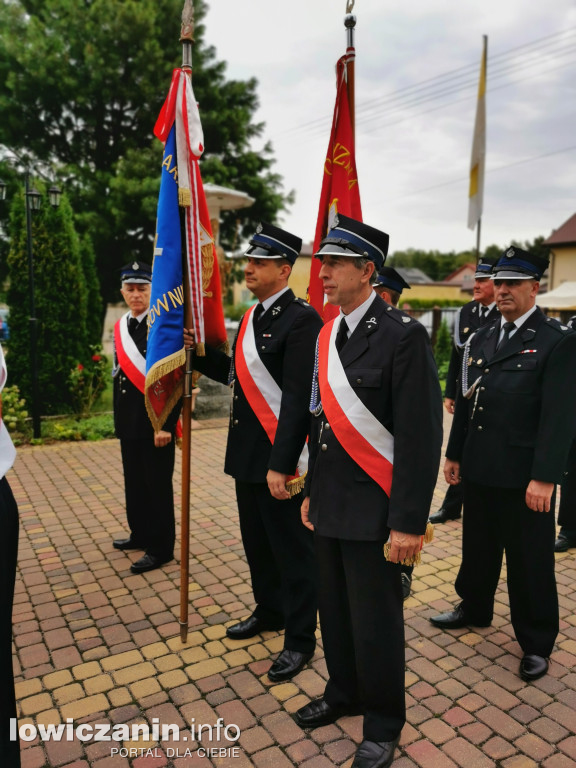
[69,347,109,417]
[224,303,252,322]
[1,384,30,441]
[434,319,452,379]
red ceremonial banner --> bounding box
[308,49,362,322]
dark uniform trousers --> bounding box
[307,296,443,742]
[316,535,405,741]
[558,441,576,534]
[441,302,501,517]
[120,438,175,559]
[457,481,558,656]
[235,481,316,653]
[114,314,179,560]
[194,289,322,654]
[0,476,20,767]
[447,308,576,658]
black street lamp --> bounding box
[0,173,61,438]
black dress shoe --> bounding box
[351,737,401,768]
[430,603,491,629]
[554,533,576,552]
[130,553,173,574]
[519,654,549,681]
[296,698,360,728]
[429,507,461,523]
[268,649,313,682]
[401,573,412,601]
[113,537,145,550]
[226,615,284,640]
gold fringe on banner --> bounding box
[178,188,191,207]
[286,473,306,497]
[383,522,434,567]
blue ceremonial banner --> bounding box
[145,124,186,431]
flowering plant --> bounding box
[69,347,108,417]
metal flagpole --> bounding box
[179,0,195,643]
[344,0,356,149]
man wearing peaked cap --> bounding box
[297,215,443,768]
[432,245,576,683]
[185,223,322,683]
[555,314,576,553]
[372,266,414,603]
[372,265,411,307]
[112,262,181,574]
[430,255,500,526]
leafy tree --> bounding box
[7,188,91,414]
[0,0,289,309]
[389,249,474,282]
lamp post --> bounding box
[0,173,61,438]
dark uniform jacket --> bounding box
[193,289,323,484]
[445,301,500,399]
[113,313,180,439]
[306,295,443,541]
[447,307,576,488]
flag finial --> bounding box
[180,0,194,42]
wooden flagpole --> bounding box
[179,0,195,644]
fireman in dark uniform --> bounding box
[186,223,322,683]
[555,315,576,552]
[373,265,415,601]
[431,246,576,682]
[112,262,180,574]
[430,256,500,523]
[297,215,443,768]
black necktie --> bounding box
[336,318,349,354]
[497,321,515,351]
[128,316,139,335]
[253,304,264,324]
[479,306,486,321]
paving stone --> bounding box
[10,427,576,768]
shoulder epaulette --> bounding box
[293,297,312,308]
[383,304,415,327]
[544,316,572,333]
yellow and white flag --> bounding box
[468,36,487,230]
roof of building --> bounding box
[392,267,433,284]
[544,212,576,247]
[443,263,476,282]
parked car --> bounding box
[0,308,10,341]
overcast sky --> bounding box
[202,1,576,255]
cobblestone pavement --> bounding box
[9,413,576,768]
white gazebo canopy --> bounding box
[536,281,576,310]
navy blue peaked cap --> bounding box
[374,266,410,294]
[245,222,302,265]
[474,255,498,279]
[314,213,389,270]
[492,246,549,281]
[120,261,152,284]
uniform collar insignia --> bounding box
[272,305,282,316]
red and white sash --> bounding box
[235,305,308,483]
[114,313,146,393]
[318,317,394,496]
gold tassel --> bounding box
[383,541,422,567]
[424,522,434,544]
[178,188,191,207]
[286,473,306,497]
[195,341,205,357]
